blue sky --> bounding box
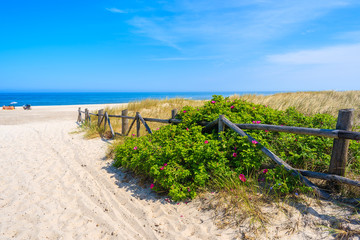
[1,0,360,92]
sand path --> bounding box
[0,106,237,239]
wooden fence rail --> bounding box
[77,107,360,201]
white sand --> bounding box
[0,105,237,239]
[0,105,359,239]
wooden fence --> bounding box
[77,107,360,202]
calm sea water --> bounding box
[0,92,279,107]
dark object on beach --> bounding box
[23,104,31,110]
[3,105,15,110]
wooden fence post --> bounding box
[136,112,140,137]
[122,109,129,135]
[77,107,81,122]
[98,109,104,127]
[85,108,90,125]
[329,109,354,176]
[105,112,114,139]
[171,109,178,119]
[218,115,224,140]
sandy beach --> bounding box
[0,104,237,240]
[1,104,359,240]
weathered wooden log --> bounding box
[143,117,171,123]
[98,114,105,127]
[126,116,137,136]
[202,118,219,133]
[121,109,129,135]
[103,112,107,131]
[136,112,140,137]
[171,109,178,119]
[77,107,82,122]
[329,109,354,176]
[221,116,330,199]
[105,112,115,138]
[169,119,182,124]
[108,114,135,119]
[218,115,225,140]
[296,169,360,188]
[84,108,91,125]
[98,109,104,127]
[237,123,337,137]
[197,121,360,140]
[138,114,152,134]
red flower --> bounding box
[232,152,237,157]
[239,174,246,182]
[150,183,154,189]
[204,140,209,144]
[263,169,268,174]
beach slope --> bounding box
[0,105,236,239]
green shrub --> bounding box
[113,95,360,201]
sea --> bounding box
[0,91,280,107]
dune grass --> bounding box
[235,90,360,127]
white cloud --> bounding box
[106,8,126,13]
[335,31,360,42]
[266,43,360,64]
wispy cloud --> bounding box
[335,31,360,42]
[128,17,181,49]
[266,43,360,64]
[249,42,360,90]
[126,0,355,52]
[106,8,127,13]
[150,56,219,61]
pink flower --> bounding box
[133,146,138,150]
[186,128,189,131]
[160,166,164,170]
[188,188,191,192]
[150,183,154,189]
[164,163,168,166]
[232,153,237,157]
[156,128,159,130]
[239,174,246,182]
[252,140,258,145]
[234,146,237,150]
[211,101,216,104]
[263,169,268,174]
[132,134,135,136]
[230,105,235,109]
[183,110,187,113]
[256,121,261,124]
[252,121,256,124]
[204,140,209,144]
[265,130,269,133]
[253,107,255,109]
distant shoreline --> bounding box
[0,91,281,107]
